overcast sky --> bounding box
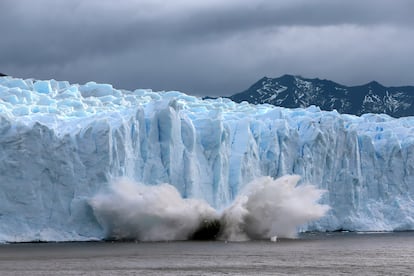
[1,0,414,96]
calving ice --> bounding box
[90,176,329,241]
[0,76,413,242]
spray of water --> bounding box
[89,175,329,241]
[89,178,218,241]
[219,175,330,241]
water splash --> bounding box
[90,175,329,241]
[89,178,218,241]
[219,175,330,241]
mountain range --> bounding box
[229,75,414,118]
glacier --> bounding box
[0,76,413,242]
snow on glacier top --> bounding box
[0,76,273,120]
[0,76,413,142]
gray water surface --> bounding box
[0,232,413,275]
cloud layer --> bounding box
[1,0,414,95]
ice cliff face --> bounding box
[0,76,414,242]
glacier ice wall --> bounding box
[0,76,414,242]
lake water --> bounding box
[0,232,413,275]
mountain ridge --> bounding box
[229,75,414,117]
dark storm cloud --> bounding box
[1,0,414,95]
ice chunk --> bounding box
[33,80,52,94]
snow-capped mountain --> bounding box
[230,75,414,117]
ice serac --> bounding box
[0,76,414,242]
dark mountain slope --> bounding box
[230,75,414,117]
